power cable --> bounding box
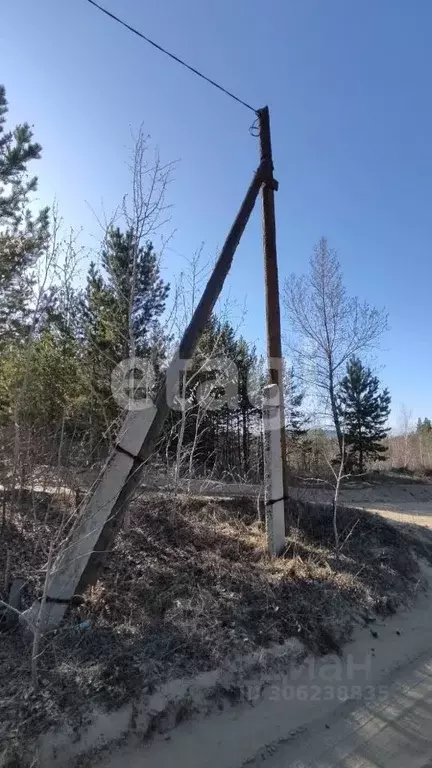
[85,0,258,114]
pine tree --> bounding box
[284,367,311,469]
[285,367,308,442]
[338,357,391,473]
[236,337,258,476]
[101,227,169,359]
[79,262,121,450]
[173,314,238,472]
[1,331,82,426]
[78,233,170,454]
[0,85,49,343]
[417,417,432,435]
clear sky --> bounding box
[2,0,432,426]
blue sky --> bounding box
[2,0,432,426]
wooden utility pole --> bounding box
[258,106,288,502]
[21,108,290,633]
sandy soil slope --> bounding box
[101,565,432,768]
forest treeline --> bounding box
[1,85,416,485]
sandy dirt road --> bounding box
[290,479,432,531]
[248,651,432,768]
[169,475,432,530]
[102,565,432,768]
[253,483,432,767]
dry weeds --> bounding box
[1,490,431,754]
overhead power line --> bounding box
[85,0,258,114]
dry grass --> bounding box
[1,491,432,750]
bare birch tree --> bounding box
[121,125,175,360]
[284,238,388,456]
[399,404,413,470]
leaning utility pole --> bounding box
[21,107,289,634]
[21,163,265,634]
[258,107,288,517]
